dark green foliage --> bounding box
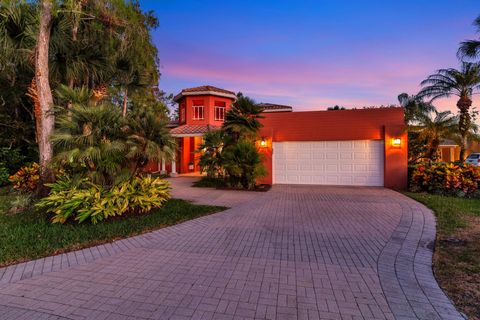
[199,95,266,190]
[52,86,176,187]
[198,130,225,178]
[327,105,346,110]
[223,95,264,142]
[458,15,480,60]
[222,140,266,190]
[0,0,162,169]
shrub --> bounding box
[9,163,39,192]
[0,162,9,186]
[410,162,480,196]
[36,176,171,224]
[222,140,266,190]
[0,147,25,173]
[8,193,34,215]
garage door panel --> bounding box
[273,140,384,186]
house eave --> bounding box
[173,91,237,102]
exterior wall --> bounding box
[174,94,235,174]
[257,108,408,189]
[182,95,233,126]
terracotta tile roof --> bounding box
[257,103,293,112]
[182,85,235,95]
[174,85,236,102]
[170,124,221,136]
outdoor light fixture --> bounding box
[391,138,401,147]
[260,137,267,148]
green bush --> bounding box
[410,162,480,197]
[222,140,266,190]
[0,147,25,173]
[0,163,9,186]
[36,176,171,224]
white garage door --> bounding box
[273,140,384,186]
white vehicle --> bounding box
[466,153,480,166]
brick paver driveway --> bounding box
[0,177,462,320]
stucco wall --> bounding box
[257,108,408,189]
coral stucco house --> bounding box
[148,85,408,189]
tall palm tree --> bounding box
[409,110,457,161]
[222,95,264,143]
[35,0,56,194]
[458,15,480,60]
[417,62,480,161]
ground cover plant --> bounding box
[406,192,480,319]
[0,192,226,267]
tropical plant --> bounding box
[9,163,40,192]
[222,140,266,190]
[52,95,129,186]
[411,162,480,197]
[417,62,480,161]
[223,95,264,143]
[198,130,225,178]
[8,193,33,214]
[408,110,457,160]
[37,175,171,224]
[126,104,176,176]
[397,93,436,124]
[0,163,9,186]
[0,0,162,193]
[458,15,480,60]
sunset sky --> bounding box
[142,1,480,113]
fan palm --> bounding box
[52,90,129,186]
[222,95,264,143]
[458,15,480,60]
[409,110,457,161]
[397,93,435,124]
[198,130,225,178]
[126,107,176,176]
[417,62,480,161]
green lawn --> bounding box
[0,192,226,267]
[405,192,480,319]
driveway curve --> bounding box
[0,177,462,319]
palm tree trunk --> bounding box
[35,0,55,196]
[457,96,472,162]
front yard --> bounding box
[406,192,480,319]
[0,191,226,267]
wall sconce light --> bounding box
[391,138,401,147]
[260,137,267,148]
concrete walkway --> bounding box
[0,178,462,319]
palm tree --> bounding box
[417,62,480,161]
[409,110,457,161]
[52,93,129,186]
[35,0,56,194]
[458,15,480,60]
[126,106,176,176]
[222,95,264,143]
[198,130,225,178]
[397,93,435,124]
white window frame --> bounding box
[192,105,204,120]
[214,106,226,121]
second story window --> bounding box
[214,105,226,121]
[192,105,204,120]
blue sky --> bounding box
[141,1,479,112]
